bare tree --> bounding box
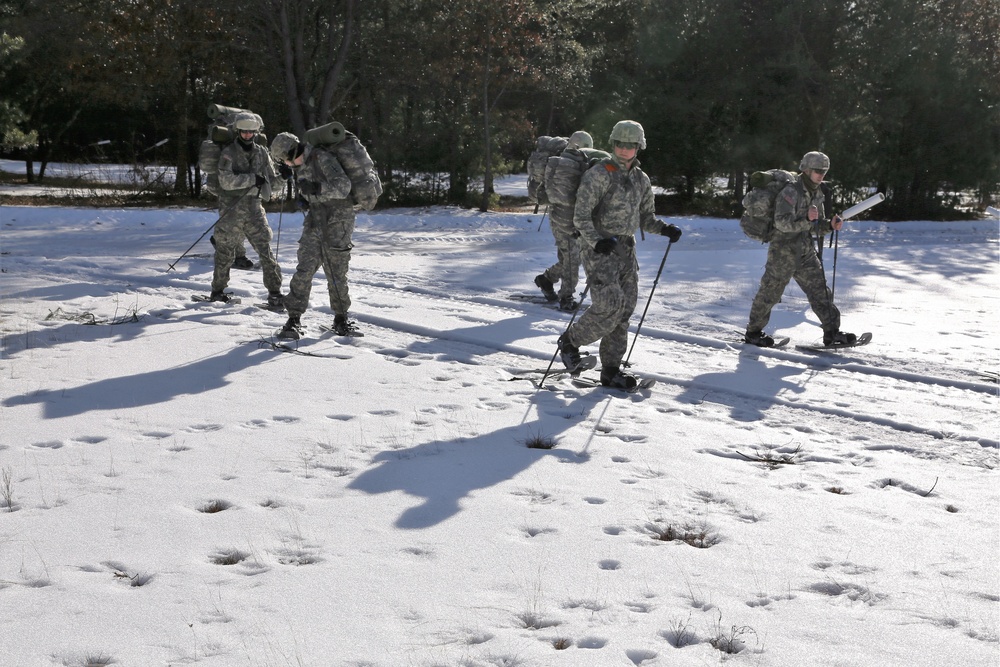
[258,0,356,136]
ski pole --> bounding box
[830,229,840,299]
[827,192,885,299]
[167,187,255,272]
[274,181,289,257]
[537,206,548,232]
[539,282,590,389]
[624,240,673,367]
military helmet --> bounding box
[270,132,300,162]
[800,151,830,172]
[568,130,593,150]
[233,112,262,133]
[609,120,646,150]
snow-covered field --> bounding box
[1,170,998,666]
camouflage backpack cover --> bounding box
[306,122,383,211]
[527,135,569,204]
[740,169,797,242]
[543,147,612,209]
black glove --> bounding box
[660,223,682,243]
[254,174,267,188]
[594,237,618,255]
[278,164,293,181]
[295,194,310,211]
[297,179,321,196]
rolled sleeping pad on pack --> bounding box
[840,192,885,221]
[207,104,249,120]
[305,122,347,146]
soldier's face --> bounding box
[807,169,827,185]
[613,143,638,165]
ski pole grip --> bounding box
[840,192,885,221]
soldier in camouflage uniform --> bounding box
[211,113,284,305]
[270,132,359,339]
[557,120,682,390]
[744,151,857,348]
[534,130,592,311]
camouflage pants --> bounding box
[542,206,581,301]
[565,239,639,370]
[211,195,282,294]
[747,234,840,333]
[284,200,356,318]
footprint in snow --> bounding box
[186,423,223,433]
[31,440,64,449]
[71,435,107,444]
[626,648,658,665]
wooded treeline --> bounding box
[1,0,997,218]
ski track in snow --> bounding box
[258,281,998,448]
[128,268,996,466]
[355,284,997,453]
[5,224,995,465]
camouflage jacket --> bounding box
[572,156,660,249]
[295,145,352,204]
[218,140,280,202]
[774,175,834,238]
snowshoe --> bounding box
[600,366,639,391]
[558,334,590,373]
[534,274,558,302]
[823,330,858,347]
[266,292,285,311]
[558,297,579,312]
[744,329,775,347]
[192,291,241,304]
[571,373,655,393]
[796,332,872,353]
[328,314,364,337]
[277,315,303,340]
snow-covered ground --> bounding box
[0,170,998,666]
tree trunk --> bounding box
[318,0,355,124]
[173,66,191,194]
[480,28,493,213]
